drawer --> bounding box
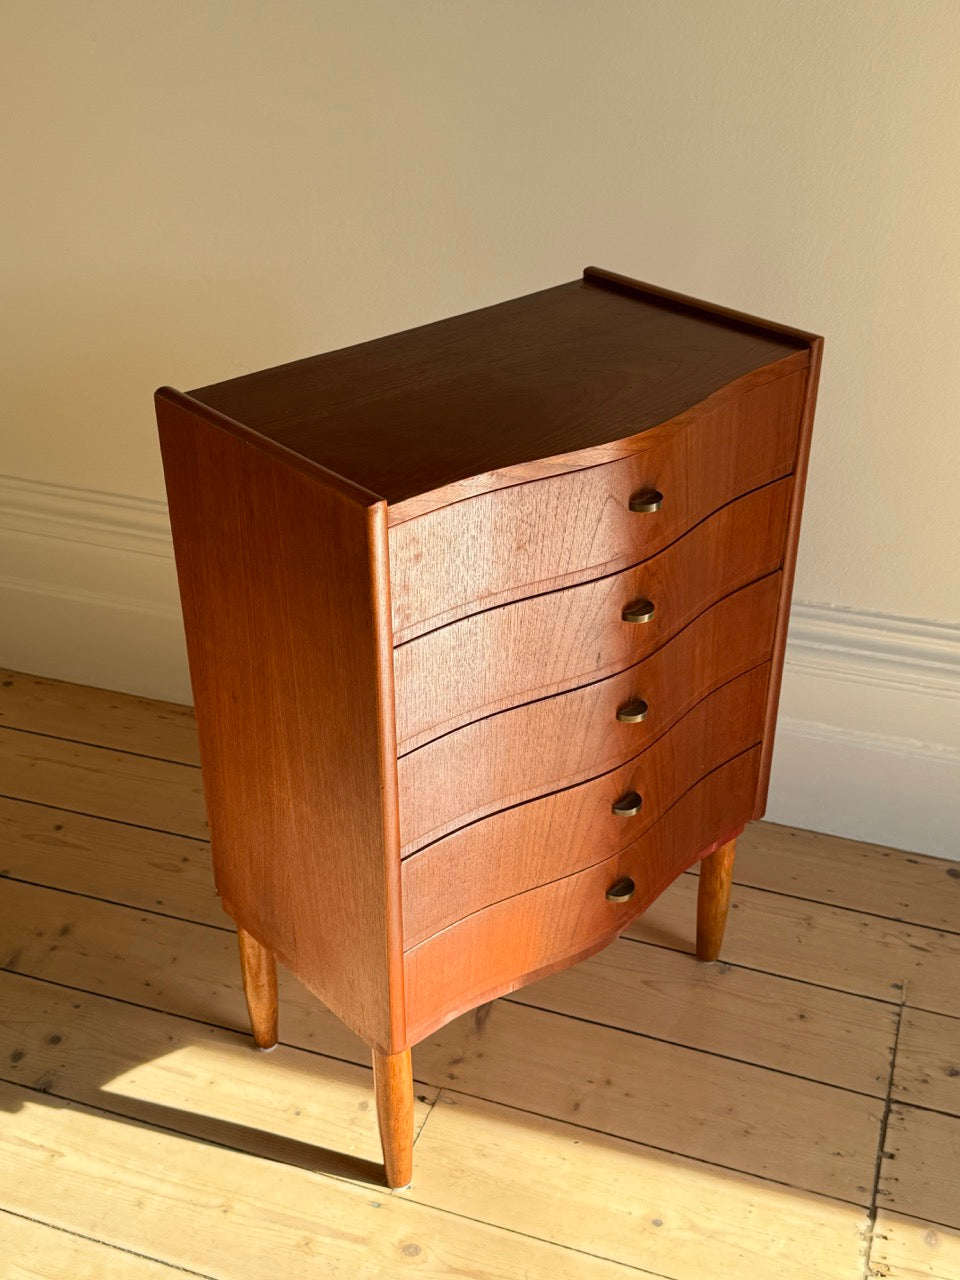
[404,747,761,1042]
[402,663,768,946]
[398,574,778,852]
[389,369,805,642]
[395,478,791,751]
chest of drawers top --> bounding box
[181,266,811,519]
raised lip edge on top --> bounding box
[156,266,821,523]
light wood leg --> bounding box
[237,927,278,1050]
[372,1047,414,1188]
[696,838,737,962]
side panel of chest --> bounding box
[156,392,405,1052]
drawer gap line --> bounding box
[397,576,780,759]
[385,359,808,529]
[402,714,765,858]
[402,744,760,943]
[393,474,792,650]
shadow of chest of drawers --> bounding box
[156,266,822,1186]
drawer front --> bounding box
[389,369,805,642]
[402,663,768,946]
[404,747,760,1042]
[395,478,791,751]
[398,574,778,853]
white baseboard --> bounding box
[767,603,960,859]
[1,474,958,857]
[0,475,190,704]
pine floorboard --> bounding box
[893,1008,960,1116]
[0,1210,214,1280]
[0,666,958,1278]
[872,1212,960,1279]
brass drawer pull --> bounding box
[606,876,636,903]
[612,790,643,817]
[622,598,655,624]
[629,489,663,513]
[616,698,649,724]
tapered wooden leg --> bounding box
[237,927,278,1050]
[696,838,737,962]
[372,1047,414,1188]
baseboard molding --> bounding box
[0,475,189,703]
[1,475,958,856]
[767,603,960,859]
[0,473,172,558]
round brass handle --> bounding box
[622,598,655,624]
[616,698,649,724]
[629,489,663,514]
[606,876,636,903]
[611,790,643,817]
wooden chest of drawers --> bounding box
[156,266,822,1187]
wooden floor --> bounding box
[0,669,958,1279]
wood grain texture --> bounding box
[186,274,810,513]
[0,969,437,1165]
[0,667,199,765]
[628,875,960,1018]
[388,368,805,640]
[872,1211,960,1280]
[733,822,960,934]
[0,795,220,926]
[893,1008,960,1117]
[881,1105,960,1230]
[402,666,767,946]
[1,884,879,1205]
[696,839,737,962]
[152,269,822,1188]
[514,936,896,1097]
[156,392,404,1053]
[0,867,887,1128]
[416,1002,880,1204]
[582,266,822,346]
[395,480,791,751]
[569,271,822,833]
[0,1080,629,1280]
[0,876,369,1065]
[398,577,777,854]
[754,336,823,817]
[237,927,278,1050]
[0,729,204,836]
[0,1211,196,1280]
[386,355,810,523]
[0,737,898,1098]
[372,1047,414,1188]
[13,667,960,1279]
[404,748,761,1042]
[412,1092,869,1280]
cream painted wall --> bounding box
[2,3,959,855]
[3,0,959,622]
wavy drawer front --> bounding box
[389,369,805,641]
[398,574,779,853]
[404,747,761,1042]
[394,478,791,751]
[402,663,768,947]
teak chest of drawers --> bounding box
[156,266,822,1187]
